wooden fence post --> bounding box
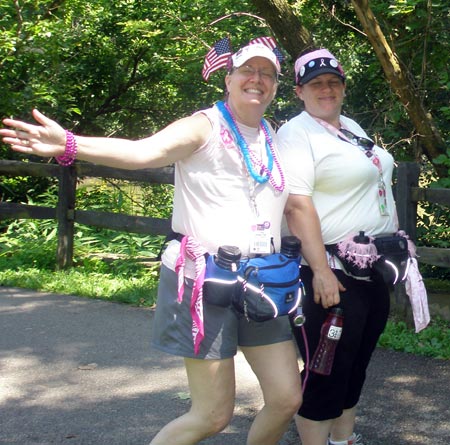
[396,162,420,241]
[56,166,77,269]
[393,162,420,323]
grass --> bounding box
[0,219,162,307]
[0,263,160,306]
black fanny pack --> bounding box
[372,235,411,284]
[326,232,411,285]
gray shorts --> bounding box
[151,264,293,359]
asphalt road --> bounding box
[1,286,449,445]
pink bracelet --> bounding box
[55,130,77,166]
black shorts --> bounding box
[292,266,390,421]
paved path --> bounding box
[1,287,449,444]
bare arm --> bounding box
[0,109,212,169]
[285,194,345,308]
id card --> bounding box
[249,221,272,254]
[378,177,389,216]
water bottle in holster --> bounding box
[203,245,242,307]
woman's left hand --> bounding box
[0,109,66,158]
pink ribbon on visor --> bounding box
[175,236,208,355]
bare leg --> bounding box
[149,357,235,445]
[294,405,357,445]
[294,415,333,445]
[242,340,302,445]
[329,406,357,442]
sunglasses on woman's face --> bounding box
[339,128,375,150]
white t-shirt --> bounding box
[278,111,398,245]
[162,104,288,273]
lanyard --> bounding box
[312,115,389,216]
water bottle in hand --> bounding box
[309,307,344,376]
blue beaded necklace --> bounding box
[217,100,275,185]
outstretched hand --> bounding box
[0,109,67,158]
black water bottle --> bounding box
[203,245,241,308]
[280,236,301,258]
[354,230,370,244]
[309,307,344,375]
[281,236,304,326]
[215,245,242,271]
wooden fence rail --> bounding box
[1,160,174,268]
[1,160,449,270]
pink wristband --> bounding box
[55,130,77,166]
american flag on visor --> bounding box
[248,36,285,63]
[202,37,232,81]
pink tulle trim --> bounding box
[336,233,379,269]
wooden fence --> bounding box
[1,159,449,316]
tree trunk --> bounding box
[250,0,313,58]
[351,0,446,177]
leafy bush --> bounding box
[378,317,450,360]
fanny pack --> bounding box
[327,232,412,285]
[372,235,411,284]
[233,253,302,322]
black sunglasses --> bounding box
[339,128,374,150]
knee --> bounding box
[270,387,303,418]
[211,408,233,433]
[286,388,303,416]
[196,404,234,436]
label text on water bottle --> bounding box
[327,325,342,340]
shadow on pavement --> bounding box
[0,287,448,445]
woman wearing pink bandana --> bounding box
[278,48,401,445]
[1,40,302,445]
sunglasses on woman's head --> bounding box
[339,128,374,150]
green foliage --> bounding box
[0,216,161,306]
[0,0,262,139]
[0,181,169,262]
[378,317,450,360]
[433,149,450,188]
[0,1,448,275]
[286,0,449,164]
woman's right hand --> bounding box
[1,109,67,158]
[312,267,345,308]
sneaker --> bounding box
[350,434,364,445]
[328,433,364,445]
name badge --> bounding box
[249,221,271,254]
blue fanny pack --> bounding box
[233,253,302,322]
